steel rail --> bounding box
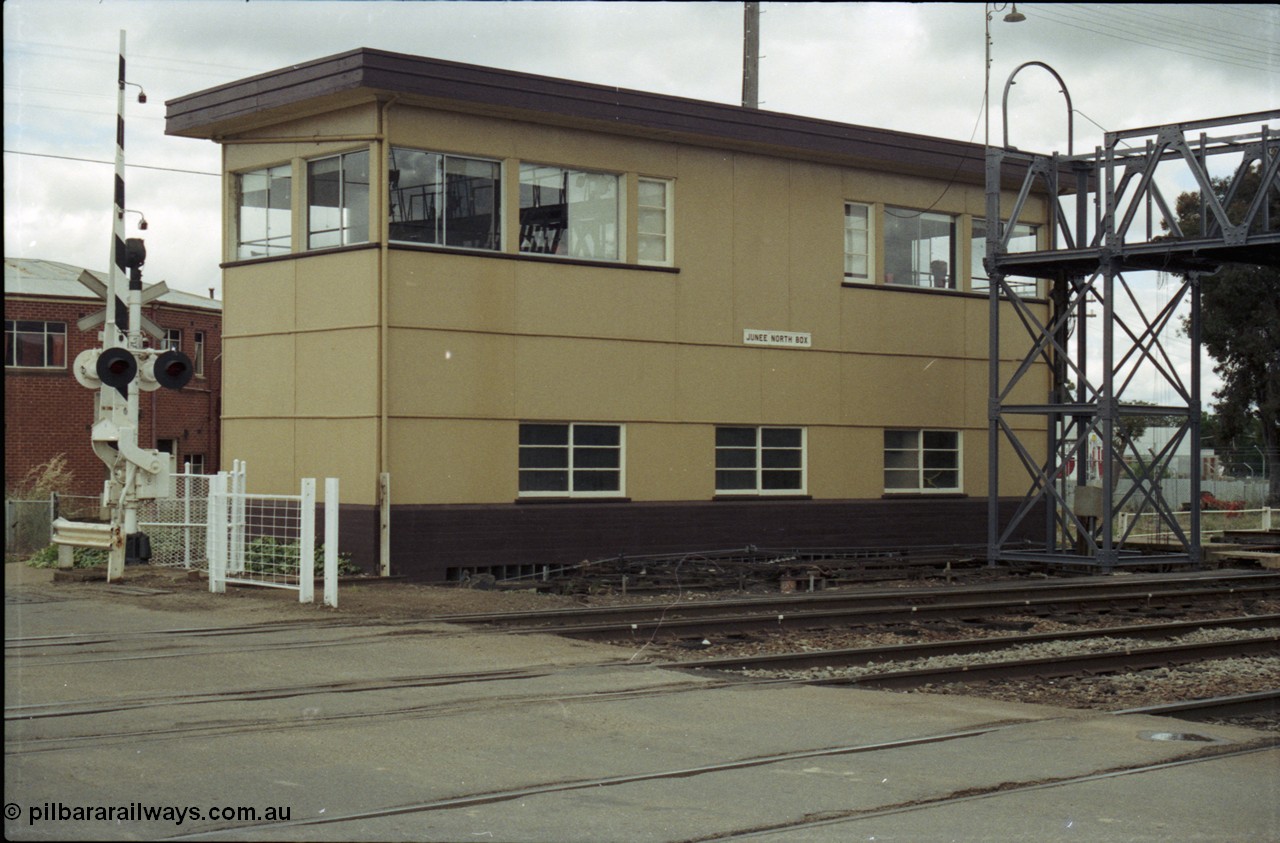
[1114,689,1280,722]
[442,571,1280,628]
[507,583,1280,640]
[805,634,1278,690]
[667,613,1280,673]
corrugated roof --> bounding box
[4,257,221,311]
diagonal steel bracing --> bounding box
[985,111,1280,571]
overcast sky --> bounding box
[5,1,1278,407]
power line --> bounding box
[3,149,218,177]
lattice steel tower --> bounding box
[986,110,1280,571]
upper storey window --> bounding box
[308,150,370,249]
[972,219,1040,296]
[638,178,673,266]
[519,164,620,261]
[388,149,501,251]
[884,208,956,289]
[235,165,292,259]
[843,202,873,283]
[5,320,66,368]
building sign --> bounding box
[743,329,812,349]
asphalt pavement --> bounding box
[4,562,1277,842]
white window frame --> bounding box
[162,329,182,352]
[637,177,674,266]
[518,422,626,498]
[193,331,206,378]
[971,218,1040,296]
[715,426,807,496]
[843,201,873,283]
[5,320,67,369]
[387,148,502,251]
[883,207,957,289]
[234,163,292,260]
[883,429,963,493]
[519,164,621,261]
[307,149,371,250]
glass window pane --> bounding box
[520,470,568,492]
[638,179,666,208]
[520,424,568,446]
[884,450,919,470]
[925,470,959,489]
[884,469,918,489]
[762,449,801,469]
[445,156,500,250]
[761,428,801,448]
[885,208,955,288]
[884,430,918,450]
[16,332,43,366]
[574,447,619,469]
[923,451,959,469]
[573,470,620,492]
[716,427,756,448]
[923,430,958,450]
[716,470,757,491]
[716,448,757,469]
[519,448,568,469]
[762,470,802,490]
[574,425,620,446]
[519,164,568,255]
[389,148,443,244]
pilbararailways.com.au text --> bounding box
[6,801,291,827]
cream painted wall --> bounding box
[218,97,1051,507]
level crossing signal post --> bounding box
[71,238,194,580]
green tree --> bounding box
[1174,166,1280,503]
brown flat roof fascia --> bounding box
[166,47,1038,188]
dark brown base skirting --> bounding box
[336,498,1042,583]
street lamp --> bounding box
[985,3,1027,151]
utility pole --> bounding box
[742,2,760,109]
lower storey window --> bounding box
[519,423,624,497]
[716,427,805,494]
[884,429,961,492]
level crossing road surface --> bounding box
[4,562,1277,842]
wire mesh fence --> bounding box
[137,470,211,569]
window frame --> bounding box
[971,218,1041,296]
[843,201,874,284]
[883,207,957,289]
[715,426,807,496]
[307,149,371,250]
[193,331,206,378]
[518,422,626,499]
[5,320,67,369]
[883,429,963,494]
[637,177,674,267]
[234,163,293,260]
[518,163,622,262]
[387,147,502,252]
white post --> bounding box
[1264,506,1272,532]
[299,478,316,604]
[379,471,391,578]
[207,473,227,593]
[182,461,192,568]
[324,477,339,608]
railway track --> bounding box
[474,580,1280,642]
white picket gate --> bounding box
[207,467,339,606]
[135,461,337,606]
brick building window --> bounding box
[5,320,66,368]
[193,331,205,377]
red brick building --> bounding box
[5,258,222,499]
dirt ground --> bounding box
[5,561,706,623]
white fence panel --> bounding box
[206,472,337,605]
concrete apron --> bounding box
[4,570,1276,842]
